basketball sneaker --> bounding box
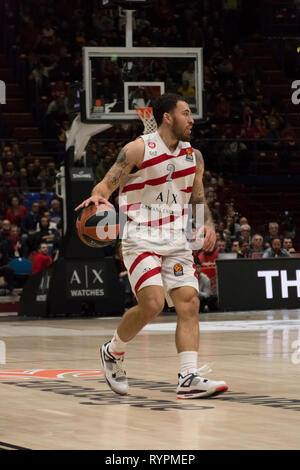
[176,364,228,399]
[100,341,128,395]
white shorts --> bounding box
[121,230,199,307]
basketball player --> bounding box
[76,94,228,399]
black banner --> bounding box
[216,258,300,311]
[19,257,124,317]
[61,164,108,259]
[19,264,54,317]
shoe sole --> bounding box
[177,385,228,400]
[99,346,128,396]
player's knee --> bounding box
[189,294,200,314]
[179,293,200,317]
[140,296,164,321]
[174,288,200,315]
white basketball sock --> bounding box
[109,330,127,356]
[179,351,198,376]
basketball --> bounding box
[76,203,119,248]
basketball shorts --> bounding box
[121,235,199,307]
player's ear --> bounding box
[163,112,172,125]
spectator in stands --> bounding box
[6,225,25,259]
[46,90,69,117]
[264,221,281,248]
[49,198,62,225]
[18,167,29,194]
[266,121,281,151]
[282,237,294,253]
[5,195,27,226]
[177,80,195,102]
[263,237,291,258]
[280,210,296,240]
[182,62,196,89]
[39,195,50,215]
[1,144,19,169]
[223,214,238,240]
[32,158,42,177]
[231,240,241,255]
[216,239,226,253]
[5,161,19,181]
[0,237,15,295]
[280,122,297,168]
[215,95,231,120]
[234,78,249,106]
[28,60,55,95]
[38,210,57,231]
[20,201,41,237]
[45,162,57,191]
[245,117,267,141]
[197,244,220,266]
[0,171,19,197]
[238,224,252,244]
[239,240,252,258]
[251,234,264,253]
[0,219,12,240]
[195,263,218,313]
[26,162,41,191]
[32,242,53,274]
[242,105,254,129]
[33,215,60,256]
[238,216,249,230]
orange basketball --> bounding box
[76,203,119,248]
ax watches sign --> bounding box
[66,262,107,299]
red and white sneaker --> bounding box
[100,342,128,395]
[176,364,228,399]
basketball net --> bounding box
[136,107,157,134]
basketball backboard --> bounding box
[81,47,203,122]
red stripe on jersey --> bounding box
[139,214,179,227]
[139,147,193,170]
[119,202,141,213]
[122,166,196,193]
[135,206,188,227]
[129,252,162,275]
[135,266,162,293]
[181,186,193,193]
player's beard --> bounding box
[172,117,192,142]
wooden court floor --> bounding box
[0,309,300,450]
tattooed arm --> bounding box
[75,139,144,210]
[189,148,216,252]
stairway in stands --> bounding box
[0,50,43,153]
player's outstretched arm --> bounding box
[75,139,144,211]
[190,148,216,252]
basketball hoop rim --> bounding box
[135,107,154,120]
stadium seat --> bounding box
[9,258,32,275]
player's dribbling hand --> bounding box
[74,195,113,211]
[202,226,216,252]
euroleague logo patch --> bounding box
[173,264,184,276]
[0,369,103,379]
[185,148,194,162]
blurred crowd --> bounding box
[0,139,62,293]
[2,0,298,159]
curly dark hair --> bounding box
[152,93,187,127]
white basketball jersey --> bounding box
[119,131,196,235]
